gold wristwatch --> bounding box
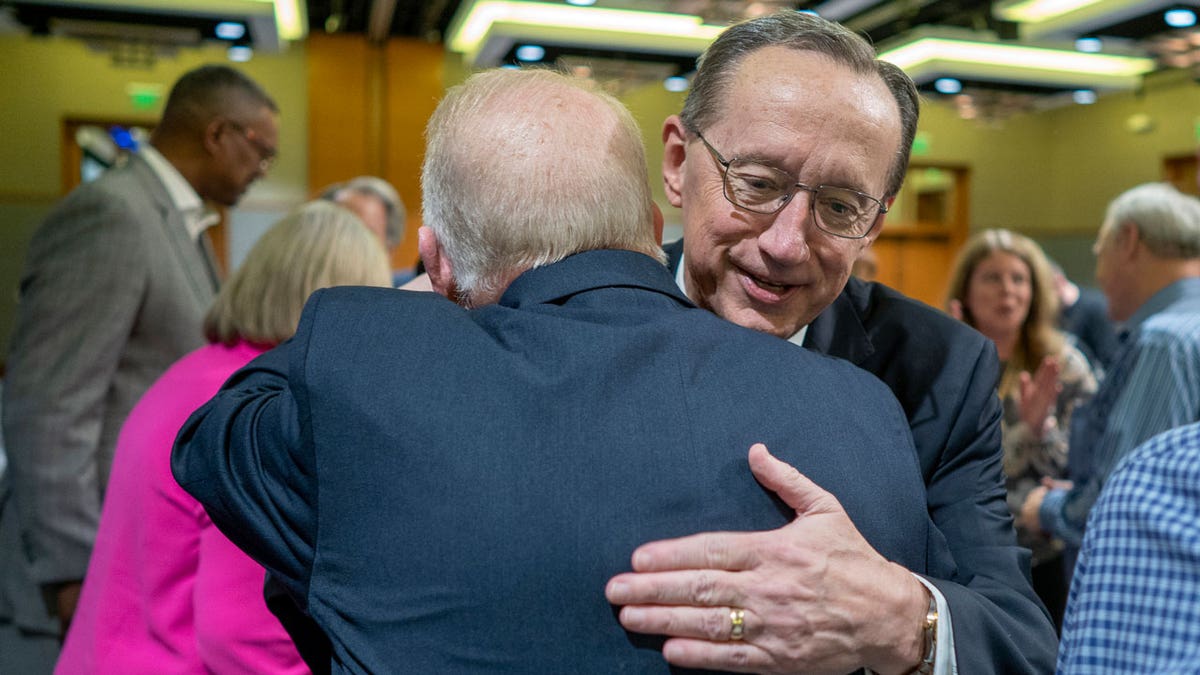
[915,592,938,674]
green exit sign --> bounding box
[125,83,165,111]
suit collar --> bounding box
[126,153,221,296]
[499,249,693,309]
[801,276,875,364]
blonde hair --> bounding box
[945,229,1063,398]
[204,200,392,346]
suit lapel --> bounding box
[130,155,221,302]
[802,283,875,365]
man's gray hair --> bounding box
[680,11,919,199]
[321,176,406,248]
[422,68,664,304]
[1103,182,1200,259]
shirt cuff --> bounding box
[913,575,956,675]
[1038,488,1078,545]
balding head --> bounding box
[421,69,662,306]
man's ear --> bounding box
[418,226,457,300]
[661,115,689,209]
[1117,221,1142,260]
[202,118,225,156]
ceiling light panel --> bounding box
[880,31,1156,90]
[447,0,722,65]
[996,0,1180,39]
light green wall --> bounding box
[908,69,1200,280]
[0,33,308,359]
[1039,70,1199,230]
[4,37,1200,358]
[616,81,688,238]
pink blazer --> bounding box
[57,342,308,674]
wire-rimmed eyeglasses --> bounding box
[226,119,277,172]
[695,131,886,240]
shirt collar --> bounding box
[1123,277,1200,331]
[673,252,809,346]
[138,144,218,242]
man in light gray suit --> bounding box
[0,64,278,673]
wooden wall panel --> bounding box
[307,34,443,272]
[898,238,954,309]
[870,238,902,290]
[383,39,444,271]
[307,33,371,205]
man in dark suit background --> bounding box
[173,67,954,673]
[0,65,277,672]
[604,11,1057,674]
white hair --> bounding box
[1103,182,1200,259]
[421,68,664,304]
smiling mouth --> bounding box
[750,274,787,292]
[737,266,797,301]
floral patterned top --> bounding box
[1002,341,1098,566]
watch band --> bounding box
[915,591,938,674]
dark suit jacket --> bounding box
[175,249,953,673]
[1,152,217,633]
[666,240,1057,673]
[1059,285,1118,370]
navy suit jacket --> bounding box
[666,240,1057,673]
[174,250,953,673]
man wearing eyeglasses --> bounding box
[0,64,277,673]
[606,12,1057,674]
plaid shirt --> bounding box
[1058,422,1200,672]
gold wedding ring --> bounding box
[729,608,745,641]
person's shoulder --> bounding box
[698,307,897,396]
[1117,423,1200,477]
[313,285,447,308]
[1138,301,1200,347]
[1058,340,1096,377]
[307,286,463,326]
[44,160,157,227]
[1101,423,1200,525]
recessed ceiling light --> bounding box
[1166,9,1197,28]
[1073,89,1097,104]
[566,0,596,5]
[227,45,253,62]
[215,22,246,40]
[515,44,545,61]
[1075,37,1102,52]
[934,77,962,94]
[663,76,689,92]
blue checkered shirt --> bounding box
[1058,422,1200,672]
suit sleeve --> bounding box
[922,342,1058,674]
[1,190,148,589]
[172,295,322,610]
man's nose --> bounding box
[757,191,813,265]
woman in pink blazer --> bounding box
[57,201,391,673]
